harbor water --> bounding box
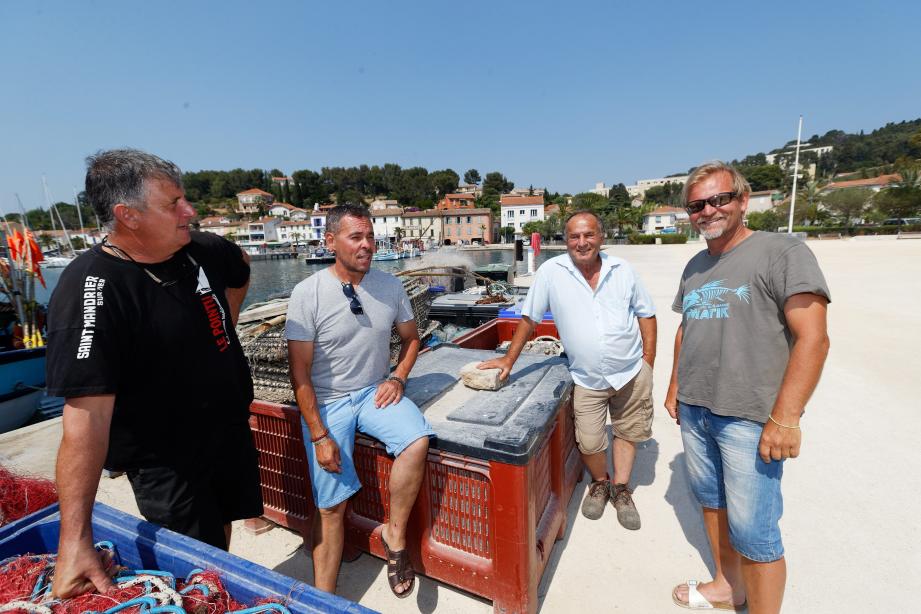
[244,248,555,309]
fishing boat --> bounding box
[0,347,45,433]
[302,247,336,264]
[40,255,75,268]
[371,249,400,261]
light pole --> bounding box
[787,115,804,234]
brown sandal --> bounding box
[381,531,415,599]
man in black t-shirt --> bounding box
[47,149,262,599]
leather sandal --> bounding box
[382,531,415,599]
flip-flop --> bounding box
[381,530,415,599]
[672,580,747,611]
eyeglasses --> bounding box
[341,282,363,315]
[685,192,738,215]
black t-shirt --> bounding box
[46,232,255,470]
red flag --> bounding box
[530,232,541,259]
[25,230,46,287]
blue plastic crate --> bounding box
[0,503,375,614]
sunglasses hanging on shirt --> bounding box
[341,282,364,315]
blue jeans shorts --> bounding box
[679,402,785,563]
[301,384,435,510]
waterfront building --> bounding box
[500,195,545,235]
[267,202,308,220]
[198,215,243,239]
[402,208,493,246]
[235,188,274,215]
[276,220,313,246]
[370,207,405,243]
[641,206,689,234]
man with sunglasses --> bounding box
[286,204,434,599]
[47,149,261,598]
[666,161,830,613]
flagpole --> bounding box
[787,115,804,234]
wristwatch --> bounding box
[387,375,406,387]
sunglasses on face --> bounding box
[341,282,363,315]
[685,191,738,215]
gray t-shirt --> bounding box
[671,232,831,422]
[285,268,414,404]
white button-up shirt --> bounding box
[521,252,655,390]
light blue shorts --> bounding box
[679,402,785,563]
[301,384,435,510]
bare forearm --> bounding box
[669,324,683,391]
[291,375,324,437]
[638,316,657,365]
[392,335,420,382]
[770,334,830,423]
[57,400,112,545]
[504,317,538,365]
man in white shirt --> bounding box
[479,211,656,528]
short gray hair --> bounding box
[85,148,183,230]
[681,161,751,206]
[325,204,372,236]
[564,209,605,239]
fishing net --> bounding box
[237,277,435,404]
[0,466,58,527]
[0,545,289,614]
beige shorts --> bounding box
[572,361,653,453]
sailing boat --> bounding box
[39,178,77,268]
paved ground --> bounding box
[3,235,920,613]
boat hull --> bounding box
[0,347,46,433]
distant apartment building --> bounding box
[500,195,545,234]
[267,202,308,220]
[590,182,610,197]
[235,188,274,215]
[371,207,405,242]
[402,208,493,245]
[235,217,280,247]
[308,208,327,240]
[436,193,476,210]
[626,175,689,198]
[509,187,545,197]
[747,190,783,213]
[455,184,481,196]
[271,176,294,186]
[369,197,400,210]
[765,144,834,167]
[821,173,901,193]
[276,220,313,245]
[198,216,243,238]
[642,206,689,234]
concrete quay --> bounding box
[2,237,919,613]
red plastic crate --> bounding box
[249,330,583,614]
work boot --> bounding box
[581,479,610,520]
[610,483,641,530]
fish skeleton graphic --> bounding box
[682,280,751,313]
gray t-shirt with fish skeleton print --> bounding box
[671,231,830,423]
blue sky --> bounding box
[2,0,919,213]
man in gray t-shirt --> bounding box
[286,205,434,600]
[665,162,830,613]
